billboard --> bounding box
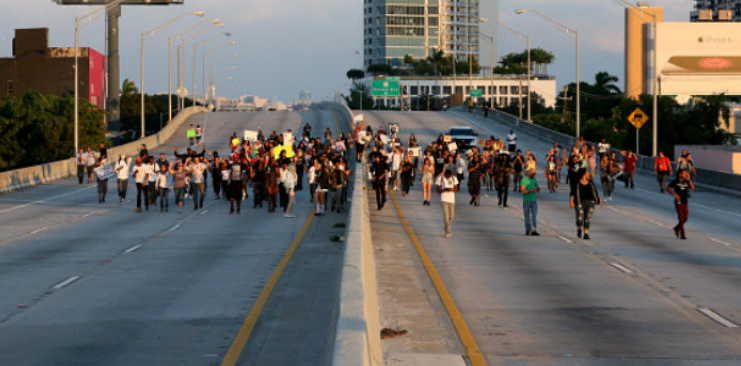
[655,22,741,96]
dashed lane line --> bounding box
[610,262,635,274]
[697,307,739,328]
[0,185,95,215]
[124,245,143,254]
[29,227,48,235]
[51,276,81,291]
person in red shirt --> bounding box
[622,150,638,189]
[654,151,673,193]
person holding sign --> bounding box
[95,159,108,203]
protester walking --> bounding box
[115,154,130,203]
[421,156,434,205]
[132,158,151,212]
[506,130,517,153]
[76,148,86,184]
[156,164,170,212]
[95,159,108,203]
[666,170,694,240]
[284,164,297,218]
[654,151,673,193]
[171,163,187,213]
[371,154,390,210]
[520,168,540,236]
[570,169,603,240]
[436,168,459,238]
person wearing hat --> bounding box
[115,154,130,203]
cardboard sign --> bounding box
[447,142,458,152]
[283,132,295,146]
[94,163,116,180]
[379,134,390,146]
[443,135,452,143]
[352,114,364,124]
[243,130,258,141]
[408,147,422,158]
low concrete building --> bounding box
[361,75,557,110]
[0,28,106,110]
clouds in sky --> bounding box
[0,0,694,103]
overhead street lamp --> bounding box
[210,65,237,108]
[515,8,580,137]
[496,21,531,122]
[177,24,225,110]
[192,32,230,107]
[141,10,205,139]
[610,0,659,157]
[168,18,220,121]
[73,0,125,155]
[478,32,495,111]
[202,40,236,105]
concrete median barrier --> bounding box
[0,106,209,193]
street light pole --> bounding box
[201,40,236,105]
[141,11,205,139]
[479,32,495,111]
[495,21,531,121]
[515,9,579,135]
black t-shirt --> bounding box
[668,178,691,204]
[371,161,389,179]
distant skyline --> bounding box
[0,1,692,103]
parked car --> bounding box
[448,126,478,150]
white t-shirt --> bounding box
[308,166,317,184]
[156,172,170,189]
[115,160,130,180]
[132,164,152,184]
[189,162,207,183]
[598,142,611,154]
[506,133,517,146]
[436,175,459,204]
[147,163,158,182]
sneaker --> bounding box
[445,233,452,238]
[530,230,540,236]
[583,233,590,240]
[525,231,530,236]
[680,235,687,240]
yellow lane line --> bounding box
[220,209,316,366]
[389,192,488,366]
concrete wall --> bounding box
[328,102,384,366]
[675,144,741,174]
[0,106,208,193]
[457,106,741,192]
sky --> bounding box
[0,0,692,104]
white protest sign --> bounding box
[408,147,422,158]
[379,134,390,146]
[243,130,258,141]
[447,142,458,152]
[283,132,295,146]
[94,163,116,180]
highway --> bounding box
[363,110,741,365]
[0,110,349,366]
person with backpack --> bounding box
[654,151,673,193]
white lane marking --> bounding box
[167,223,181,232]
[29,227,48,235]
[51,276,81,290]
[636,187,741,218]
[708,237,732,247]
[0,186,94,215]
[124,244,143,253]
[610,262,635,274]
[648,219,665,227]
[558,236,573,244]
[697,307,739,328]
[199,209,209,216]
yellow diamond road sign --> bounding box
[628,108,649,129]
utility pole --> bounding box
[558,86,571,124]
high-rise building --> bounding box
[363,0,483,67]
[691,0,741,21]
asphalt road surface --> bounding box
[364,110,741,366]
[0,109,350,366]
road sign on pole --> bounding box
[372,80,400,97]
[628,107,649,155]
[470,89,483,97]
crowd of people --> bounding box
[78,118,698,240]
[81,123,354,218]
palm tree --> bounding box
[594,72,621,95]
[122,79,138,96]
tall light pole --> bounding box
[516,8,579,137]
[610,0,659,156]
[210,65,238,108]
[183,26,226,107]
[168,18,220,121]
[479,32,495,111]
[495,21,531,122]
[141,11,205,139]
[74,0,125,155]
[202,40,236,105]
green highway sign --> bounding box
[470,89,483,97]
[372,80,401,97]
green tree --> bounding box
[346,69,365,80]
[594,71,621,95]
[343,82,374,110]
[122,78,138,96]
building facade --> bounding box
[691,0,741,21]
[624,6,664,99]
[363,75,557,109]
[363,0,483,67]
[0,28,106,110]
